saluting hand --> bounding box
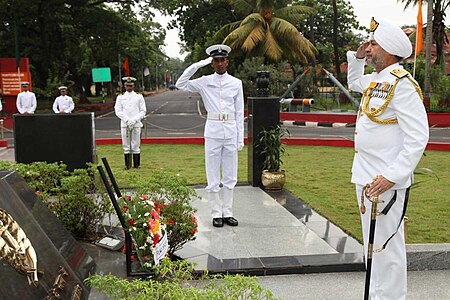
[356,41,370,59]
[197,57,213,68]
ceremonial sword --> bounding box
[361,184,381,300]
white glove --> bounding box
[238,142,244,151]
[196,57,213,68]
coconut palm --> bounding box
[399,0,449,67]
[216,0,316,64]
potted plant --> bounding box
[256,124,289,190]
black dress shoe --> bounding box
[223,217,238,226]
[212,218,223,227]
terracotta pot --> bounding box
[261,170,286,190]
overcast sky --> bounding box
[155,0,445,60]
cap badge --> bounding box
[370,17,379,32]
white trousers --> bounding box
[205,137,238,218]
[121,127,142,154]
[356,185,407,300]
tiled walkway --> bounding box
[175,186,364,275]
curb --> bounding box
[282,120,355,128]
[406,244,450,271]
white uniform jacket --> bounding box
[53,95,75,113]
[114,91,146,128]
[16,91,37,114]
[176,62,244,145]
[347,51,429,188]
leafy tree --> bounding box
[216,0,316,64]
[398,0,449,69]
[0,0,165,102]
[293,0,364,80]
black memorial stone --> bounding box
[14,113,96,171]
[247,96,280,187]
[0,170,95,299]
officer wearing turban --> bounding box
[16,82,37,114]
[53,86,75,113]
[347,17,429,300]
[114,76,147,169]
[176,44,244,228]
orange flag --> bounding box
[123,57,130,77]
[416,0,423,54]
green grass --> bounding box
[97,145,449,244]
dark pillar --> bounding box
[247,71,280,187]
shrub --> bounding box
[0,161,111,240]
[47,167,111,239]
[85,258,278,300]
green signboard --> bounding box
[92,67,111,83]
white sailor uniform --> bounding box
[176,58,244,219]
[16,91,37,114]
[348,51,429,300]
[53,95,75,113]
[114,91,146,154]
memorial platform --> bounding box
[175,185,364,275]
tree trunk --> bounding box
[432,9,446,70]
[331,0,341,79]
[424,0,433,99]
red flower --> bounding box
[191,214,198,234]
[140,194,149,201]
[154,202,167,213]
[129,219,136,227]
[167,219,175,225]
[153,234,160,246]
[122,205,129,211]
[151,210,159,220]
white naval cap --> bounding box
[370,17,412,59]
[58,86,67,90]
[206,44,231,58]
[122,76,137,84]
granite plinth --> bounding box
[0,170,95,299]
[175,185,365,275]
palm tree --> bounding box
[399,0,449,68]
[215,0,316,64]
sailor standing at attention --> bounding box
[16,82,37,114]
[347,17,429,300]
[114,76,147,169]
[176,44,244,228]
[53,86,75,113]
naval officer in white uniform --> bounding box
[16,82,37,114]
[53,86,75,113]
[347,17,429,300]
[176,44,244,228]
[114,76,146,169]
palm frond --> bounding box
[215,20,243,41]
[275,5,315,24]
[241,12,265,26]
[242,24,266,51]
[223,23,256,50]
[257,0,275,11]
[262,26,283,61]
[270,17,316,60]
[228,0,255,16]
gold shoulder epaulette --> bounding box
[390,68,409,79]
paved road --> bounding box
[3,90,450,142]
[96,90,449,142]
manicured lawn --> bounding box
[98,144,449,244]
